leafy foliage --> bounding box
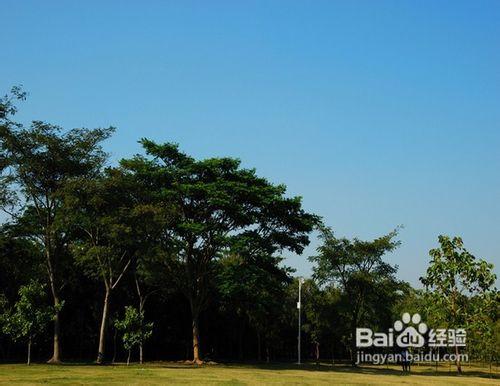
[310,226,403,363]
[420,235,498,370]
[115,306,153,363]
[121,139,318,362]
[2,280,55,342]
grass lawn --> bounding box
[0,362,498,385]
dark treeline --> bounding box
[0,88,498,370]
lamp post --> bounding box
[297,277,305,365]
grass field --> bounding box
[0,362,498,385]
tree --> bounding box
[115,306,153,365]
[127,211,177,365]
[420,235,497,373]
[2,280,55,365]
[133,261,166,364]
[63,168,164,364]
[310,226,400,365]
[466,293,499,370]
[0,88,114,362]
[122,140,318,363]
[217,252,292,361]
[301,279,334,364]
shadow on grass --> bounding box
[208,362,499,380]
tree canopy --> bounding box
[120,139,319,362]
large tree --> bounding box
[310,226,401,365]
[122,140,318,363]
[420,235,497,373]
[0,87,114,362]
[63,168,167,364]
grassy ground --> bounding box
[0,362,498,385]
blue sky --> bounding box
[2,1,499,286]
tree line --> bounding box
[0,88,498,370]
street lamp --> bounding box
[297,277,305,365]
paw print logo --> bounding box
[394,312,428,348]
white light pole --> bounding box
[297,277,305,365]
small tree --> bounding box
[420,235,497,373]
[115,306,153,365]
[2,281,55,365]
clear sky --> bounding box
[2,1,499,286]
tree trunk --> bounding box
[46,234,62,364]
[27,337,32,365]
[455,345,462,373]
[136,276,145,365]
[315,341,320,365]
[47,294,62,363]
[139,297,144,365]
[127,349,131,366]
[192,316,202,364]
[97,288,111,364]
[350,323,357,367]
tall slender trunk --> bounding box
[47,291,62,363]
[135,275,148,365]
[192,316,202,364]
[350,322,357,367]
[46,244,62,364]
[455,345,462,373]
[27,337,32,365]
[127,349,131,366]
[451,290,462,374]
[138,292,144,365]
[97,287,111,364]
[315,341,320,365]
